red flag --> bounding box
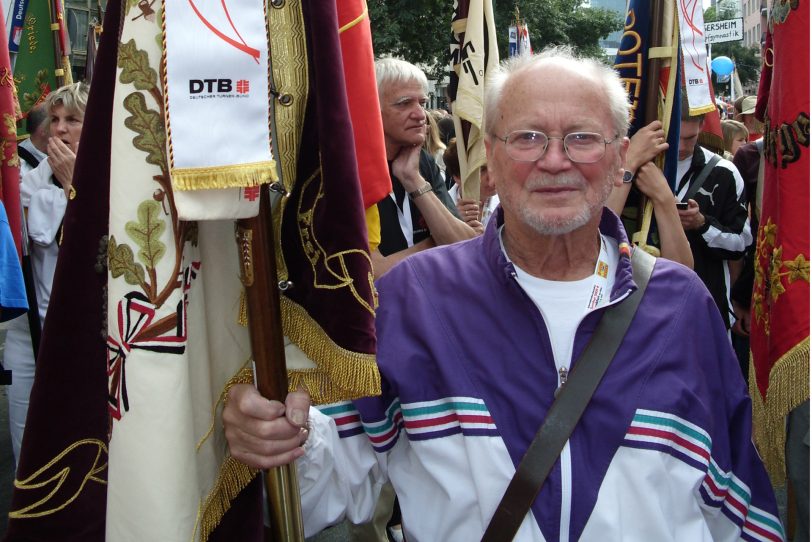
[749,1,809,483]
[336,0,390,209]
[0,8,23,258]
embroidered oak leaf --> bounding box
[785,254,810,283]
[21,70,50,112]
[118,39,158,91]
[123,92,167,171]
[3,113,16,135]
[2,114,19,167]
[769,247,786,301]
[108,235,147,287]
[762,219,777,252]
[125,200,166,271]
[752,291,766,332]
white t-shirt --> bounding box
[505,232,618,379]
[675,155,693,199]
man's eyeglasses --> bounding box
[495,130,619,164]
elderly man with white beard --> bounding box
[222,49,783,542]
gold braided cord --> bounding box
[169,160,278,191]
[281,295,380,404]
[749,336,810,484]
[238,288,249,327]
[197,457,258,541]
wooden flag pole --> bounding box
[47,0,70,86]
[235,184,305,542]
[635,0,666,236]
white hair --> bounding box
[375,58,428,104]
[484,47,631,137]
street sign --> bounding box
[704,18,744,44]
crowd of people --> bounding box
[0,45,804,542]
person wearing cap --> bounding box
[734,95,763,141]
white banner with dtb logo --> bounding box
[163,0,276,219]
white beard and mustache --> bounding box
[502,165,617,236]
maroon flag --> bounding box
[3,0,121,539]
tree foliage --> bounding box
[367,0,623,78]
[703,7,762,90]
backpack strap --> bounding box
[481,248,657,542]
[682,154,720,203]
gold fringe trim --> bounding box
[749,336,810,484]
[170,160,278,191]
[194,364,257,539]
[197,456,258,541]
[281,296,380,404]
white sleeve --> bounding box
[296,406,387,537]
[21,162,68,246]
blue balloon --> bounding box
[711,56,735,76]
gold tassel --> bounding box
[750,337,810,484]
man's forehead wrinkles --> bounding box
[393,94,427,104]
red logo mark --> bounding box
[243,186,260,201]
[236,79,250,94]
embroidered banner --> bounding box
[4,1,122,538]
[750,0,809,483]
[449,0,499,200]
[163,0,276,219]
[676,0,715,115]
[10,0,58,134]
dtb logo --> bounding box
[188,78,251,98]
[189,79,233,94]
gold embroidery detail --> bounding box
[267,0,308,281]
[296,170,376,316]
[9,439,108,518]
[752,218,810,335]
[1,113,19,168]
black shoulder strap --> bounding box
[682,154,720,202]
[17,145,40,170]
[481,248,657,542]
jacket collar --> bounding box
[483,206,637,301]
